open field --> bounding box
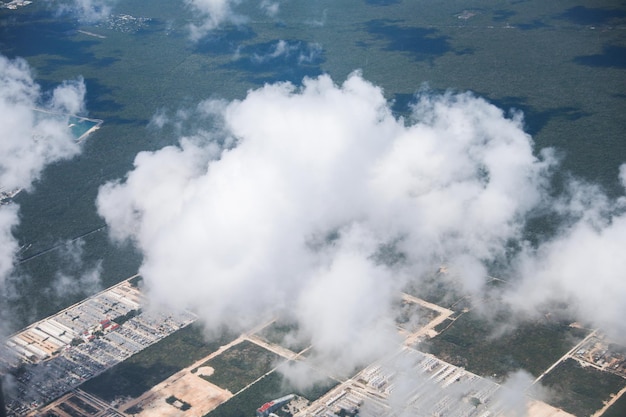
[80,324,237,402]
[542,358,626,417]
[601,391,626,417]
[425,312,589,380]
[527,401,576,417]
[196,339,283,393]
[129,373,231,417]
[206,367,338,417]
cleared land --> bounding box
[80,324,237,402]
[526,401,576,417]
[131,373,231,417]
[119,336,244,416]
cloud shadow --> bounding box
[365,19,453,62]
[221,39,325,85]
[574,45,626,69]
[555,6,626,25]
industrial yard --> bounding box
[0,276,196,416]
[573,333,626,378]
[292,348,574,417]
[1,276,625,417]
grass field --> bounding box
[542,358,626,417]
[425,312,589,380]
[602,392,626,417]
[256,320,311,354]
[196,340,283,393]
[206,364,338,417]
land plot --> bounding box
[573,335,626,378]
[256,319,310,354]
[80,324,236,401]
[206,366,338,417]
[425,313,589,380]
[395,298,440,332]
[197,340,283,393]
[398,293,454,345]
[128,373,232,417]
[404,271,468,310]
[542,358,626,417]
[602,392,626,417]
[526,401,576,417]
[36,390,123,417]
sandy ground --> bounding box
[400,293,455,345]
[196,366,214,377]
[591,383,626,417]
[130,373,232,417]
[120,337,244,417]
[527,400,576,417]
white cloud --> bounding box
[249,40,322,65]
[185,0,246,41]
[298,42,322,64]
[259,0,279,17]
[185,0,287,40]
[506,172,626,342]
[0,54,86,288]
[47,239,103,300]
[51,263,102,299]
[50,77,87,115]
[0,56,83,191]
[251,39,291,63]
[98,72,562,372]
[494,370,539,417]
[57,0,117,22]
[0,206,19,289]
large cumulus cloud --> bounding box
[97,72,571,371]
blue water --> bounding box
[1,0,625,330]
[68,116,100,140]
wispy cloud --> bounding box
[0,53,86,290]
[259,0,279,18]
[185,0,247,41]
[250,40,323,65]
[506,173,626,342]
[56,0,117,22]
[185,0,287,40]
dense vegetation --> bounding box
[197,340,283,393]
[207,372,288,417]
[542,358,626,417]
[425,312,589,379]
[602,392,626,417]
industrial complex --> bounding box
[0,276,196,416]
[0,274,623,417]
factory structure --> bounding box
[0,276,197,416]
[256,394,295,417]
